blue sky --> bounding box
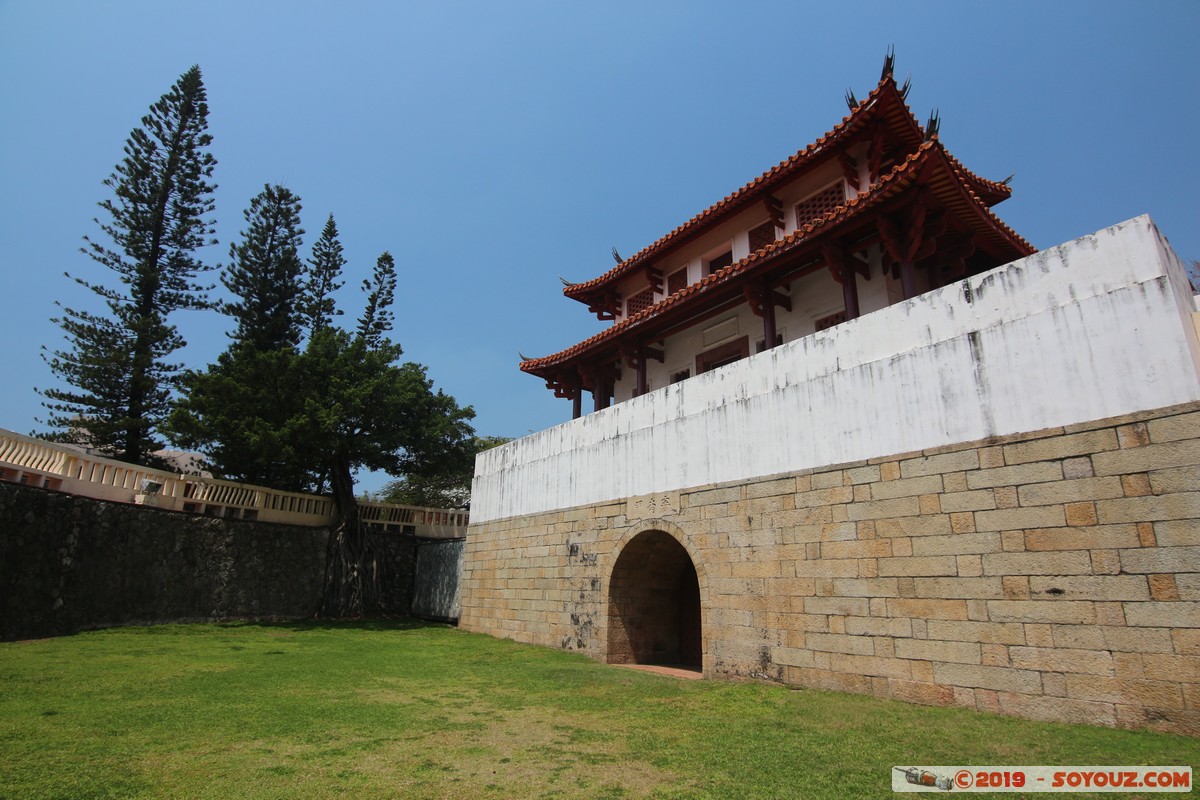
[1,1,1197,492]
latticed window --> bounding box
[667,267,688,295]
[748,220,777,253]
[815,309,847,331]
[626,287,655,317]
[794,183,846,230]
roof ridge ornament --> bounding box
[844,88,858,112]
[559,275,579,287]
[880,46,896,82]
[1001,172,1015,186]
[925,109,941,141]
[899,74,912,102]
[611,246,624,264]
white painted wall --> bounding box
[474,216,1200,523]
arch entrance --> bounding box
[607,530,702,670]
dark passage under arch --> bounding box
[607,530,702,670]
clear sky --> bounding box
[2,1,1197,493]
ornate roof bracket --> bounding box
[839,153,860,193]
[763,195,785,230]
[645,266,663,294]
[620,343,665,368]
[822,242,871,284]
[742,282,792,317]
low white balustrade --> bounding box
[0,427,466,537]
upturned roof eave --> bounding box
[522,141,1033,379]
[561,75,925,304]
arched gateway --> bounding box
[607,529,702,670]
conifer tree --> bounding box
[222,184,305,352]
[40,66,217,465]
[356,251,396,348]
[301,214,346,339]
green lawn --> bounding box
[0,621,1195,799]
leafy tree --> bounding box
[222,184,305,352]
[39,65,217,464]
[381,434,510,508]
[168,239,476,617]
[300,214,346,339]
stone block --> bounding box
[943,472,968,492]
[1010,646,1114,675]
[1064,675,1184,708]
[830,578,901,597]
[1122,601,1200,628]
[1098,493,1200,525]
[802,596,869,617]
[911,532,1001,556]
[1062,457,1095,479]
[877,556,959,577]
[987,600,1096,624]
[950,512,976,534]
[1142,653,1200,682]
[1023,525,1140,551]
[844,616,912,637]
[1002,576,1030,600]
[994,486,1020,509]
[1147,520,1195,551]
[1149,574,1180,602]
[995,692,1117,728]
[793,559,859,578]
[826,652,913,679]
[1042,672,1067,696]
[940,490,997,513]
[1103,626,1175,654]
[1122,473,1154,497]
[845,465,881,485]
[1022,474,1123,506]
[1117,422,1151,449]
[912,577,1005,599]
[874,515,953,538]
[886,598,970,620]
[968,462,1064,490]
[888,679,956,707]
[957,555,983,577]
[805,632,876,655]
[982,550,1092,576]
[1091,439,1200,477]
[975,506,1067,532]
[932,662,1042,693]
[846,495,921,521]
[1179,574,1200,601]
[1120,545,1200,574]
[899,450,980,478]
[1146,411,1200,444]
[811,469,846,490]
[870,474,944,501]
[1029,575,1151,601]
[1002,429,1118,465]
[821,539,891,560]
[1172,629,1200,655]
[1149,466,1200,495]
[895,638,981,664]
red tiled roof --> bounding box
[563,75,1013,305]
[522,140,1033,378]
[562,75,922,302]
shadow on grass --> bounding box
[214,616,452,634]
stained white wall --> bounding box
[474,216,1200,523]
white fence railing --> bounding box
[0,427,467,538]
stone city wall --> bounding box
[460,402,1200,735]
[0,482,420,640]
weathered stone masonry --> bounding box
[461,402,1200,735]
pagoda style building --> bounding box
[523,55,1035,416]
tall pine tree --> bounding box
[222,184,305,352]
[168,185,310,489]
[300,214,346,339]
[40,66,217,465]
[356,251,396,348]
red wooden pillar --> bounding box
[842,263,860,319]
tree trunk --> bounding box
[317,455,380,618]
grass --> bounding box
[0,621,1196,799]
